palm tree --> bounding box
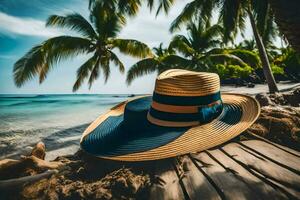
[88,0,175,17]
[13,3,152,91]
[168,21,251,70]
[88,0,141,17]
[152,43,172,56]
[273,47,300,81]
[235,39,256,51]
[269,0,300,54]
[247,2,278,92]
[126,43,190,84]
[171,0,279,93]
[127,21,254,84]
[169,21,222,56]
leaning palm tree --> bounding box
[170,0,279,93]
[13,3,152,91]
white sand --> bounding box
[221,82,300,95]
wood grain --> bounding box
[148,139,300,200]
[149,159,185,200]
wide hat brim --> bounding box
[80,93,260,161]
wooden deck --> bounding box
[149,139,300,200]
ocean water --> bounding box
[0,94,129,160]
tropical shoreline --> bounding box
[1,0,300,198]
[1,83,300,161]
[0,86,299,199]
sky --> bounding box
[0,0,279,94]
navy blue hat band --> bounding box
[153,91,221,106]
[148,101,223,126]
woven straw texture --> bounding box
[155,69,220,96]
[81,93,260,161]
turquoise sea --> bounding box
[0,94,130,160]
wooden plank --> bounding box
[192,151,260,200]
[247,133,300,157]
[208,149,288,199]
[149,159,185,200]
[240,140,300,172]
[222,142,300,198]
[174,155,221,200]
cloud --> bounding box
[0,54,16,60]
[0,11,62,37]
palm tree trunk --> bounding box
[247,8,279,93]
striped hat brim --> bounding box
[80,93,260,161]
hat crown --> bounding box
[154,69,220,97]
[148,69,223,127]
[123,97,151,132]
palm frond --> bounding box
[237,5,247,34]
[90,2,125,38]
[146,0,155,11]
[169,35,194,57]
[73,55,97,91]
[13,36,92,88]
[13,45,45,87]
[251,0,268,35]
[153,43,164,56]
[170,0,199,32]
[126,58,159,85]
[89,0,141,16]
[118,0,141,16]
[197,0,215,23]
[100,55,110,83]
[109,50,125,73]
[206,40,222,49]
[46,13,97,39]
[111,39,153,58]
[42,36,92,85]
[262,12,278,46]
[203,24,223,40]
[89,0,117,13]
[171,0,215,32]
[153,43,175,56]
[88,56,101,89]
[219,0,243,43]
[155,0,174,16]
[236,39,256,50]
[160,55,193,71]
[41,36,92,81]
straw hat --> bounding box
[80,69,260,161]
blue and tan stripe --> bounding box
[152,91,221,106]
[151,100,222,113]
[148,92,223,127]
